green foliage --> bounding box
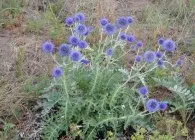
[153,75,195,125]
[24,75,51,95]
[0,121,18,140]
[0,0,22,28]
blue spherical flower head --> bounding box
[159,101,168,111]
[52,67,63,78]
[78,40,88,49]
[69,36,80,46]
[104,23,117,35]
[117,16,128,28]
[176,58,183,67]
[156,51,163,58]
[146,99,159,112]
[81,59,90,65]
[76,24,88,35]
[65,17,74,26]
[106,48,114,56]
[127,35,135,43]
[120,33,127,40]
[100,18,109,26]
[127,16,134,25]
[139,86,149,96]
[144,51,156,63]
[59,44,71,57]
[163,39,176,52]
[42,41,54,53]
[75,12,85,23]
[157,59,164,67]
[70,51,82,62]
[136,40,143,48]
[135,55,142,63]
[158,37,165,46]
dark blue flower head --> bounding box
[70,51,82,62]
[176,58,183,67]
[76,24,88,35]
[104,23,117,35]
[136,40,143,48]
[163,39,176,52]
[106,48,114,56]
[156,51,163,58]
[78,40,88,49]
[65,17,74,26]
[159,101,168,111]
[42,41,54,53]
[52,67,63,78]
[157,59,164,67]
[84,26,94,36]
[158,37,165,46]
[100,18,109,26]
[139,86,148,96]
[75,12,86,23]
[81,59,90,65]
[144,51,156,63]
[59,44,71,57]
[127,35,135,43]
[69,36,80,46]
[120,33,127,40]
[117,16,128,28]
[135,55,142,63]
[127,16,134,25]
[146,99,159,112]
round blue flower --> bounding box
[117,16,128,28]
[144,51,156,63]
[42,41,54,53]
[70,51,82,62]
[75,12,85,23]
[76,24,88,35]
[137,40,143,48]
[69,36,80,46]
[65,17,74,26]
[163,39,176,52]
[104,23,117,35]
[139,86,148,96]
[100,18,109,26]
[159,101,168,111]
[52,67,63,78]
[106,48,114,56]
[120,33,127,40]
[127,16,134,24]
[81,59,90,65]
[58,44,71,57]
[135,55,142,63]
[78,40,88,49]
[176,58,183,66]
[157,59,164,67]
[156,51,163,58]
[146,99,159,112]
[158,37,164,46]
[127,35,135,43]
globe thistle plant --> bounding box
[69,36,80,46]
[163,39,176,52]
[59,44,71,57]
[41,13,183,139]
[42,41,54,53]
[144,51,156,63]
[146,99,159,113]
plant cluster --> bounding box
[40,12,190,139]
